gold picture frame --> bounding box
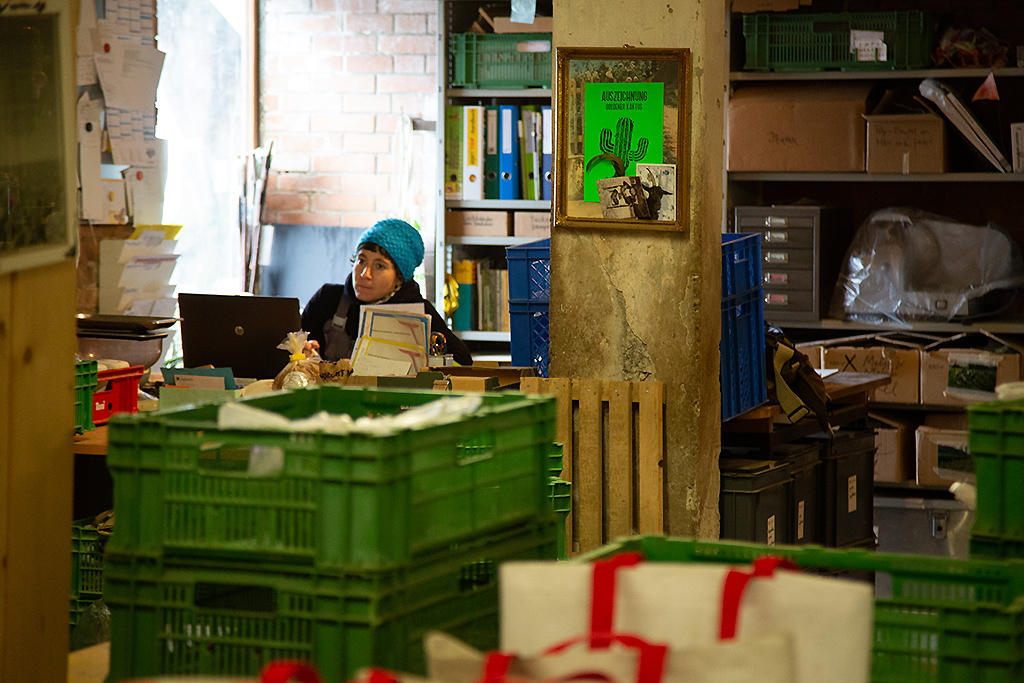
[554,47,691,232]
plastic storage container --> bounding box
[448,33,552,89]
[507,239,551,377]
[70,518,105,628]
[105,520,558,682]
[968,398,1024,547]
[75,360,99,433]
[802,429,876,547]
[720,287,767,421]
[105,385,556,569]
[721,233,762,298]
[719,457,791,545]
[92,364,145,425]
[776,442,822,544]
[583,535,1024,683]
[741,10,933,72]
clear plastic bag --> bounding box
[830,208,1024,326]
[272,331,322,390]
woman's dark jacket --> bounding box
[301,274,473,366]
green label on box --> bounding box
[583,82,664,203]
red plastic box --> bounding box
[92,365,145,425]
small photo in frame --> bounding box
[636,163,676,222]
[596,176,650,220]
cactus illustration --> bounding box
[599,117,649,168]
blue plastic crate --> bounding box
[506,239,550,302]
[721,233,762,298]
[721,287,767,421]
[509,299,549,377]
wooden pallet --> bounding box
[520,377,665,555]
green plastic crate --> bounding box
[969,399,1024,541]
[448,33,551,89]
[104,519,558,682]
[582,536,1024,682]
[548,476,571,561]
[741,11,933,72]
[71,518,105,600]
[105,385,556,570]
[75,360,99,433]
[547,441,564,477]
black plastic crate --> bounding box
[802,429,876,547]
[775,442,822,545]
[719,457,791,546]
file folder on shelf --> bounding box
[919,78,1011,173]
[484,106,500,199]
[499,104,522,200]
[444,106,463,199]
[541,105,553,201]
[462,104,485,200]
[520,105,540,200]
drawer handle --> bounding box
[764,272,788,285]
[763,230,789,243]
[765,293,789,305]
[764,251,789,264]
[764,216,789,228]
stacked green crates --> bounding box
[70,518,105,629]
[103,385,560,681]
[741,11,933,72]
[448,33,551,89]
[75,360,99,433]
[968,398,1024,559]
[583,536,1024,682]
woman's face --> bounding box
[352,247,399,302]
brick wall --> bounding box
[260,0,438,232]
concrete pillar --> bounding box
[551,0,728,537]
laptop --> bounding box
[178,293,303,380]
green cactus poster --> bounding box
[583,82,664,203]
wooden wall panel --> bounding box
[1,260,76,683]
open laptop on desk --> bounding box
[177,293,302,380]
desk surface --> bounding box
[73,425,108,456]
[68,642,108,683]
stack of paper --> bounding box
[350,305,431,377]
[97,225,181,317]
[919,78,1012,173]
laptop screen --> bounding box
[178,293,302,380]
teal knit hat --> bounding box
[356,218,424,281]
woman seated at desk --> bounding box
[301,218,473,365]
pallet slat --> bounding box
[519,377,666,554]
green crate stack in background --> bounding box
[741,10,933,72]
[968,397,1024,559]
[103,385,562,681]
[584,536,1024,682]
[70,517,105,629]
[75,360,99,433]
[448,33,551,89]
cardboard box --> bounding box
[920,332,1024,406]
[513,211,550,238]
[446,210,510,237]
[865,114,947,174]
[727,83,871,172]
[869,413,915,483]
[817,332,936,404]
[915,425,970,488]
[491,15,553,33]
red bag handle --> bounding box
[589,552,644,648]
[261,660,326,683]
[718,556,798,640]
[477,632,667,683]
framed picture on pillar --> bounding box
[554,47,691,232]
